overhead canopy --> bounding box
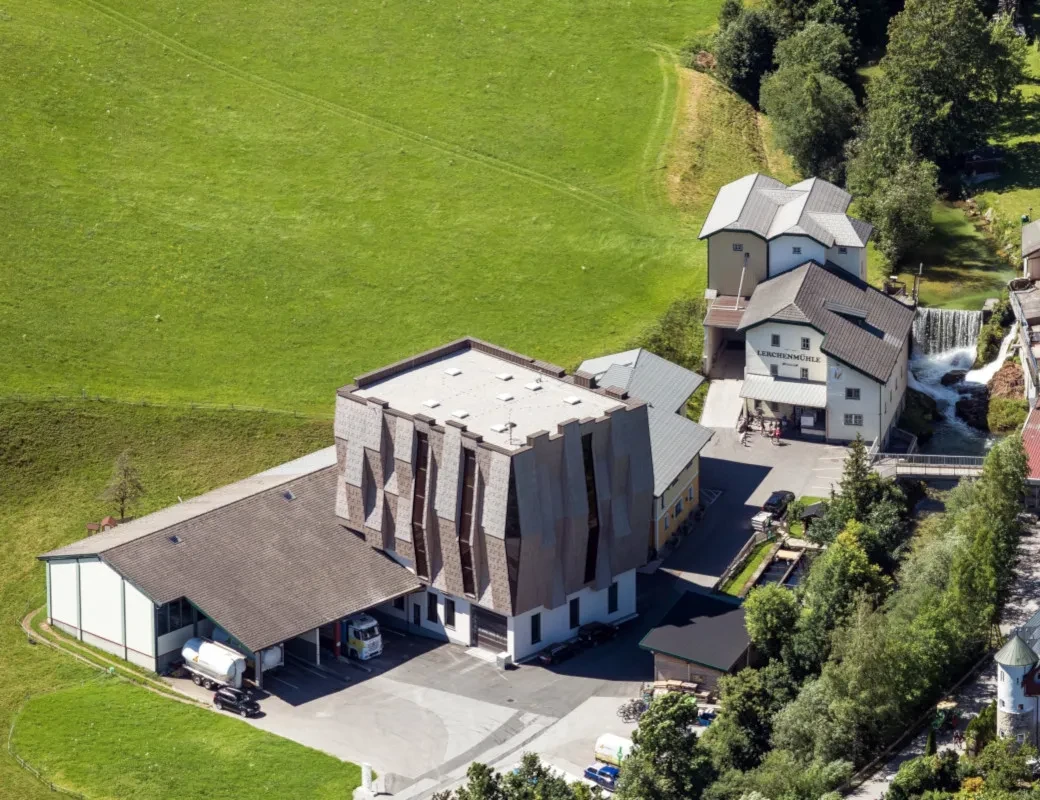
[703,296,748,330]
[42,450,422,652]
[740,374,827,408]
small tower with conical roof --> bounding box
[996,634,1039,745]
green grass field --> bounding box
[0,401,360,799]
[1,0,734,413]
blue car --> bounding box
[584,762,620,791]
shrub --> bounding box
[964,701,996,757]
[987,397,1028,433]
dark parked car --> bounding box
[577,621,618,647]
[584,762,620,791]
[212,686,260,718]
[762,490,795,518]
[537,640,579,666]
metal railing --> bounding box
[1010,290,1040,392]
[871,451,984,477]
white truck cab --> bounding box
[345,614,383,660]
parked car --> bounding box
[537,640,579,666]
[762,490,795,518]
[577,621,617,647]
[584,762,620,791]
[212,686,260,718]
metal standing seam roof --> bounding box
[40,453,423,652]
[1024,219,1040,257]
[578,348,704,415]
[699,174,873,247]
[738,262,915,383]
[740,375,828,408]
[646,408,714,497]
[1022,402,1040,482]
[639,590,750,672]
[996,634,1040,667]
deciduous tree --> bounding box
[743,584,799,660]
[773,22,854,81]
[101,449,145,522]
[715,9,778,104]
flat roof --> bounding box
[639,590,750,672]
[353,347,622,450]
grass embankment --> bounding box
[2,0,731,412]
[0,401,365,799]
[721,541,773,596]
[787,495,825,538]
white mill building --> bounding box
[996,632,1040,745]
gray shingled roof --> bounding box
[996,634,1039,667]
[43,461,421,652]
[699,174,873,248]
[738,262,914,383]
[1024,219,1040,257]
[639,590,750,671]
[579,349,704,414]
[647,408,714,496]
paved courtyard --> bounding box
[168,425,852,797]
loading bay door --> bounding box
[472,607,508,652]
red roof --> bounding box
[100,516,118,527]
[1023,402,1040,481]
[704,296,748,330]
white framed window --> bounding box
[675,500,683,516]
[838,246,848,255]
[1019,733,1026,744]
[732,243,743,252]
[801,337,810,350]
[844,414,863,427]
[771,334,780,347]
[770,364,779,377]
[688,487,694,500]
[792,246,802,255]
[800,368,809,381]
[845,388,860,401]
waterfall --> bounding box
[912,308,984,355]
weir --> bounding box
[911,308,983,355]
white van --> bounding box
[594,733,633,767]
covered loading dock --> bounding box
[39,448,422,687]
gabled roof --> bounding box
[738,262,914,383]
[1022,402,1040,483]
[647,408,714,496]
[578,348,704,414]
[1024,219,1040,257]
[996,634,1039,667]
[41,452,422,652]
[639,589,750,671]
[699,174,872,248]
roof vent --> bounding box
[444,367,462,376]
[422,399,440,409]
[168,535,183,545]
[490,422,517,433]
[524,381,543,391]
[496,392,514,402]
[496,372,513,381]
[452,409,470,419]
[283,490,295,501]
[563,396,581,405]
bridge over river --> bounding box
[870,451,984,480]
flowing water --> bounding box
[908,309,1013,455]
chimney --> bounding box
[573,370,594,389]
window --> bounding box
[1018,733,1026,744]
[444,599,456,629]
[1020,703,1025,710]
[458,450,478,596]
[427,592,438,623]
[770,333,780,347]
[411,432,431,579]
[732,243,743,252]
[800,367,809,381]
[838,246,848,255]
[393,596,405,611]
[531,612,542,645]
[801,337,810,351]
[845,388,860,401]
[608,582,619,614]
[674,499,683,516]
[770,364,779,377]
[582,434,600,584]
[665,517,670,530]
[157,598,193,637]
[687,487,694,501]
[792,246,802,255]
[844,414,864,427]
[570,597,580,629]
[1001,699,1006,708]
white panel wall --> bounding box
[508,569,636,662]
[48,561,79,629]
[825,358,882,442]
[745,323,827,382]
[78,559,125,649]
[768,235,826,277]
[378,590,473,648]
[124,583,156,659]
[825,245,866,280]
[157,624,196,658]
[879,344,908,444]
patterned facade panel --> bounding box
[434,425,463,521]
[395,536,415,563]
[480,450,512,540]
[382,418,399,497]
[363,448,385,533]
[393,455,414,543]
[427,516,446,591]
[344,484,364,528]
[560,423,590,592]
[484,534,513,612]
[437,516,465,598]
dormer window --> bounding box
[732,243,743,252]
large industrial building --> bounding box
[41,337,705,670]
[700,173,914,445]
